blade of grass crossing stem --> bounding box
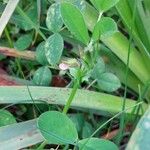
[116,0,138,145]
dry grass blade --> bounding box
[0,0,20,37]
[0,46,35,60]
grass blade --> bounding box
[0,0,20,37]
[0,86,147,116]
[0,119,43,150]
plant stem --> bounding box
[116,0,137,145]
[63,68,81,114]
[4,27,13,47]
[80,101,143,150]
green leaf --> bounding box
[11,2,38,31]
[92,17,118,41]
[91,57,105,79]
[78,138,118,150]
[35,41,49,65]
[90,0,120,12]
[38,111,78,145]
[70,114,84,133]
[64,0,86,11]
[61,2,90,45]
[14,34,32,51]
[33,66,52,86]
[126,106,150,150]
[46,3,63,32]
[82,122,94,139]
[0,109,16,127]
[97,73,121,92]
[45,33,64,65]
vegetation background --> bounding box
[0,0,150,149]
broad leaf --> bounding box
[35,42,49,65]
[92,17,118,41]
[14,34,32,51]
[61,2,90,45]
[45,33,64,65]
[78,138,118,150]
[46,3,63,32]
[90,0,120,12]
[97,73,121,92]
[38,111,78,145]
[33,66,52,86]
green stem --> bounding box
[63,68,81,114]
[4,27,13,48]
[63,78,79,114]
[116,0,137,145]
[80,101,143,150]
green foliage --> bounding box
[92,17,118,41]
[35,42,49,65]
[0,0,149,149]
[14,34,32,50]
[82,121,94,139]
[90,0,120,12]
[97,73,121,92]
[46,3,63,32]
[64,0,86,11]
[38,111,78,145]
[91,58,105,79]
[127,106,150,150]
[33,66,52,86]
[0,109,16,127]
[61,2,90,45]
[11,2,38,31]
[78,138,118,150]
[45,33,64,65]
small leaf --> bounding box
[46,3,63,32]
[97,73,121,92]
[14,34,32,50]
[38,111,78,145]
[91,57,105,79]
[82,122,94,139]
[90,0,120,12]
[45,33,64,65]
[92,17,118,41]
[33,66,52,86]
[61,2,90,45]
[0,109,16,127]
[78,138,118,150]
[35,42,49,65]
